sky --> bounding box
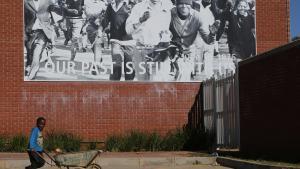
[290,0,300,38]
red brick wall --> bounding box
[238,40,300,160]
[256,0,290,52]
[0,0,289,141]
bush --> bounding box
[105,128,202,152]
[121,130,148,152]
[0,136,7,152]
[44,131,81,152]
[0,127,210,152]
[106,131,151,152]
[105,135,123,152]
[146,132,163,151]
[161,128,187,151]
[7,135,28,152]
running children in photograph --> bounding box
[23,0,256,81]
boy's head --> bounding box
[176,0,192,17]
[237,0,250,16]
[36,117,46,131]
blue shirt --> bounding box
[28,127,43,152]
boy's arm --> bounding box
[29,128,43,152]
[101,5,111,30]
[197,15,218,44]
[126,4,143,35]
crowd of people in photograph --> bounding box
[24,0,256,81]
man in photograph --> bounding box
[211,0,234,55]
[126,0,173,46]
[24,0,61,80]
[193,0,218,79]
[101,0,136,80]
[63,0,85,61]
[227,0,256,61]
[83,0,107,68]
[169,0,219,81]
[125,0,173,80]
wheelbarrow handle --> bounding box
[43,150,57,163]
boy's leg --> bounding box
[26,151,34,169]
[32,151,45,169]
[28,33,47,80]
[123,46,135,80]
[110,43,124,80]
[203,44,215,79]
[87,23,103,75]
[69,19,83,61]
[131,47,152,81]
[27,151,45,169]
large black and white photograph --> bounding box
[24,0,256,82]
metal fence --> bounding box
[202,72,240,150]
[187,90,203,129]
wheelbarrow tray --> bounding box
[54,150,99,167]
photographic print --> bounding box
[24,0,256,82]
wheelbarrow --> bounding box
[42,150,102,169]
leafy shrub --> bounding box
[0,136,7,152]
[121,130,148,152]
[105,128,196,152]
[146,132,163,151]
[106,131,150,152]
[7,135,28,152]
[161,128,187,151]
[44,131,81,152]
[105,135,123,152]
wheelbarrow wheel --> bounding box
[87,163,102,169]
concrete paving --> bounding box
[0,151,232,169]
[41,165,232,169]
[7,164,231,169]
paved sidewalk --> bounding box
[41,165,231,169]
[0,151,233,169]
[0,151,205,159]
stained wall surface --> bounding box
[0,0,289,140]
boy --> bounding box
[25,117,46,169]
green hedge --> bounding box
[7,135,28,152]
[44,131,81,152]
[0,127,210,152]
[0,132,81,152]
[105,126,210,152]
[0,136,7,152]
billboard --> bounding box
[24,0,256,82]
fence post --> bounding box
[223,74,227,148]
[235,65,240,148]
[212,76,218,152]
